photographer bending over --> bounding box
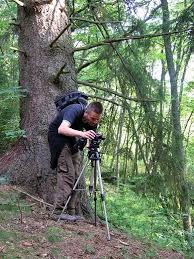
[48,101,103,218]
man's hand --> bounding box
[81,130,96,140]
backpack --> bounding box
[54,90,88,112]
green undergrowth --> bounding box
[96,185,190,256]
[0,189,31,223]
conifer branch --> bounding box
[53,63,67,84]
[74,28,192,52]
[77,80,158,103]
[70,2,90,16]
[76,57,101,73]
[86,94,119,106]
[70,17,122,25]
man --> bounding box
[48,101,103,218]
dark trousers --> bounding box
[54,145,81,215]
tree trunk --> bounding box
[161,0,193,245]
[114,106,125,187]
[0,0,76,204]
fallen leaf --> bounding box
[20,241,33,247]
[114,245,123,249]
[37,253,48,257]
[0,246,5,252]
[119,239,130,246]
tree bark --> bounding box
[0,0,76,204]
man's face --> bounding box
[82,111,101,127]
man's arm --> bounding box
[58,121,96,140]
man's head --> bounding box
[82,102,103,127]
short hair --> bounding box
[86,101,103,114]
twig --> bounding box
[144,4,162,23]
[0,225,6,230]
[119,239,130,246]
[0,46,3,55]
[50,22,71,47]
[183,110,193,134]
[9,21,20,27]
[17,198,23,223]
[53,62,67,83]
[13,187,54,208]
[0,246,5,252]
[12,0,25,6]
[10,47,27,57]
[70,2,89,16]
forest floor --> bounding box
[0,185,185,259]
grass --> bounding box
[84,232,95,239]
[0,230,22,241]
[45,226,65,243]
[84,244,96,255]
[0,189,31,223]
[96,184,189,254]
[51,247,61,257]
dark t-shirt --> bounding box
[48,103,96,169]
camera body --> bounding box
[89,133,105,149]
[88,133,104,161]
[72,133,105,155]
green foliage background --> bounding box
[0,2,22,154]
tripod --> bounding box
[57,147,111,241]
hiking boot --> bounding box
[60,214,83,221]
[52,213,83,222]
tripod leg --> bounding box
[57,158,90,222]
[93,161,97,226]
[96,160,111,241]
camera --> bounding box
[72,137,87,153]
[90,133,105,149]
[72,133,105,154]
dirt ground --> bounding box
[0,185,184,259]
